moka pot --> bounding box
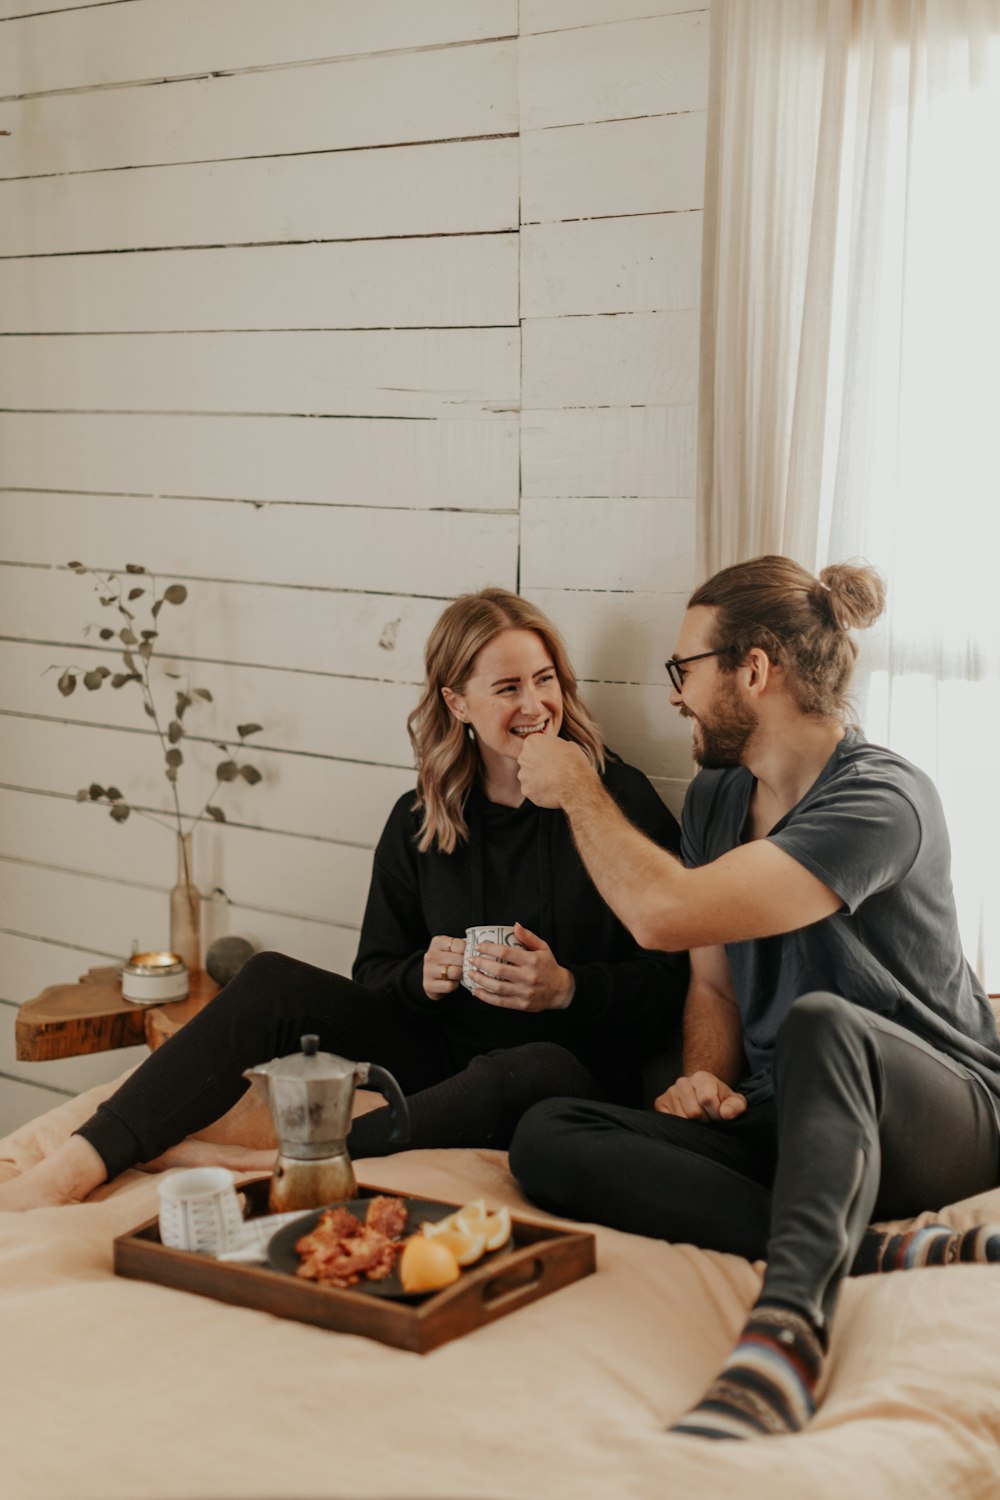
[244,1034,410,1213]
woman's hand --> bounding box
[654,1071,746,1122]
[468,922,576,1012]
[422,935,465,1001]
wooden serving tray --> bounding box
[113,1178,596,1354]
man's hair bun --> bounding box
[817,563,886,631]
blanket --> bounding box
[2,1075,1000,1500]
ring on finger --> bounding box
[439,964,448,980]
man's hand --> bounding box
[516,733,598,809]
[654,1071,747,1122]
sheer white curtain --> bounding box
[699,0,1000,983]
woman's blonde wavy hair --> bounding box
[408,588,605,853]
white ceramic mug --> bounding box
[157,1167,245,1255]
[463,924,525,992]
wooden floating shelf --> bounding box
[16,966,219,1061]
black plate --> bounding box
[266,1196,511,1300]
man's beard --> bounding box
[687,679,758,769]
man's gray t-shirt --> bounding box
[680,730,1000,1108]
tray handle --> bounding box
[477,1254,545,1312]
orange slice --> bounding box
[421,1213,459,1237]
[482,1206,511,1251]
[431,1226,487,1267]
[454,1200,489,1236]
[399,1235,461,1293]
[417,1200,507,1262]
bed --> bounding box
[2,1071,1000,1500]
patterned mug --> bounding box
[462,924,526,993]
[157,1167,245,1255]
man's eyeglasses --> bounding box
[664,651,725,693]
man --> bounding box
[475,555,1000,1441]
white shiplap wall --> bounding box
[0,0,708,1130]
[518,0,707,804]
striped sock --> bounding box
[668,1303,824,1441]
[852,1222,1000,1275]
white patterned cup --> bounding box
[463,925,525,992]
[157,1167,245,1255]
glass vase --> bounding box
[169,831,202,973]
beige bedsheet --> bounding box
[2,1077,1000,1500]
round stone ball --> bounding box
[205,935,256,987]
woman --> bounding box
[0,588,687,1209]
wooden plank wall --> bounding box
[0,0,709,1130]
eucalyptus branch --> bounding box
[188,776,225,836]
[130,576,186,834]
[75,789,180,836]
[55,560,265,862]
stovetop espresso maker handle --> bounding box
[365,1063,411,1145]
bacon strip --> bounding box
[295,1194,409,1288]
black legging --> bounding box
[75,951,609,1181]
[510,991,1000,1328]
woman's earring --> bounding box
[466,725,475,742]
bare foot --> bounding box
[0,1174,80,1212]
[0,1136,107,1212]
[140,1139,276,1175]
